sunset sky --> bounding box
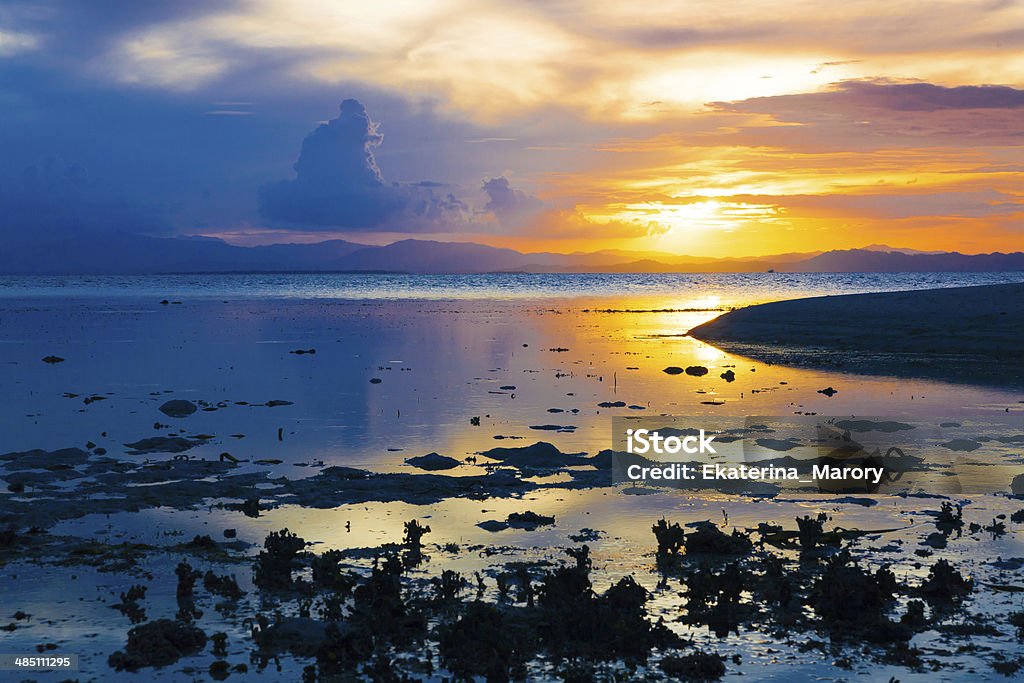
[1,0,1023,256]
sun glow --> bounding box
[594,199,781,234]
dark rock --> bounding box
[480,441,586,469]
[254,617,328,657]
[1012,474,1024,496]
[405,452,461,471]
[41,355,65,364]
[507,511,555,530]
[685,365,709,376]
[124,436,196,454]
[942,439,981,452]
[817,387,838,397]
[158,400,197,418]
[663,366,684,375]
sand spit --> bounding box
[688,283,1024,385]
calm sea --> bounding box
[0,272,1022,304]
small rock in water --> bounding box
[159,399,197,418]
[289,348,316,355]
[478,511,556,532]
[42,355,65,364]
[124,436,196,454]
[942,438,981,452]
[569,528,603,542]
[405,452,461,471]
[663,366,684,375]
[817,387,838,397]
[720,369,736,382]
[369,378,382,384]
[507,511,556,530]
[685,365,709,376]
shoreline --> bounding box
[688,283,1024,386]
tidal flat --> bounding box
[2,274,1024,681]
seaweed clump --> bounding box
[918,559,973,602]
[684,522,752,556]
[203,571,245,600]
[796,513,827,551]
[311,549,357,593]
[111,585,147,624]
[315,554,427,676]
[108,618,207,671]
[653,518,686,561]
[437,601,536,681]
[682,562,751,637]
[439,546,678,680]
[654,519,751,571]
[534,546,678,663]
[175,561,203,621]
[659,650,727,681]
[402,519,431,568]
[808,550,907,643]
[253,528,307,590]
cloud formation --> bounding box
[481,176,545,227]
[3,2,1024,255]
[715,79,1024,114]
[707,79,1024,150]
[259,99,467,231]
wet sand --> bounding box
[689,283,1024,386]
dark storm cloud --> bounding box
[259,99,469,231]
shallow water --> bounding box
[1,295,1021,469]
[2,274,1024,681]
[2,271,1023,301]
